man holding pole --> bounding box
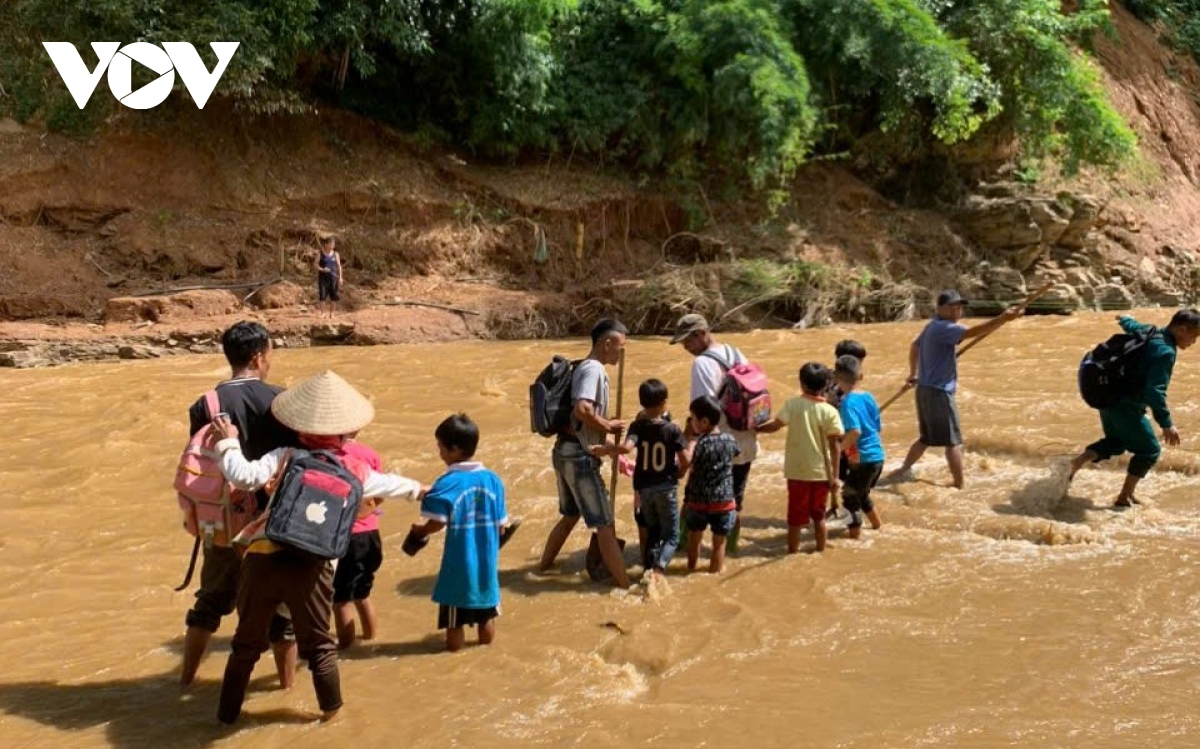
[883,290,1023,489]
[538,318,631,588]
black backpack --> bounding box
[1078,326,1159,409]
[529,356,578,437]
[264,450,364,559]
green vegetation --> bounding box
[1127,0,1200,66]
[0,0,1143,192]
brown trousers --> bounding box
[217,550,341,723]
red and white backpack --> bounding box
[701,345,772,431]
[173,391,257,547]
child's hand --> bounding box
[618,454,635,477]
[828,479,840,496]
[211,414,238,441]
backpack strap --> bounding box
[700,347,733,371]
[203,390,220,420]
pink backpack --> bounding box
[174,391,257,547]
[702,346,772,431]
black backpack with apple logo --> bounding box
[264,450,364,559]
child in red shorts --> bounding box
[756,362,843,553]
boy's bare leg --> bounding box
[946,446,965,489]
[814,519,827,552]
[1069,449,1098,480]
[867,508,881,529]
[848,525,862,540]
[271,641,296,689]
[595,525,630,588]
[687,531,703,570]
[787,525,802,554]
[180,626,211,687]
[709,535,727,574]
[538,515,580,571]
[334,603,356,649]
[446,626,466,652]
[354,598,378,641]
[479,618,496,646]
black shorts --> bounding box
[916,385,962,447]
[438,605,499,630]
[333,530,382,603]
[842,461,883,527]
[318,273,340,301]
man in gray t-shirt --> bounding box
[538,319,631,588]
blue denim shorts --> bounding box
[683,506,737,536]
[552,439,614,528]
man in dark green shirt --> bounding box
[1070,310,1200,507]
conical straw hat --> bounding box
[271,370,375,436]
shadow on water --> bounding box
[0,673,314,749]
[337,635,446,660]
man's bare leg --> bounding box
[180,626,211,687]
[1069,449,1099,480]
[595,525,630,588]
[1114,472,1144,508]
[884,441,926,482]
[538,515,580,571]
[946,445,965,489]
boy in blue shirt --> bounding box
[834,356,884,539]
[410,414,510,652]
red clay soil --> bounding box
[1,4,1198,358]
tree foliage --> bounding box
[0,0,1143,191]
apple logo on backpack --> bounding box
[305,501,328,525]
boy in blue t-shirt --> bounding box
[410,414,510,652]
[834,356,883,539]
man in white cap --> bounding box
[884,290,1022,488]
[210,370,425,724]
[670,313,758,550]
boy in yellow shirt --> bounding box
[757,362,843,553]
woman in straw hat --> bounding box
[210,370,425,724]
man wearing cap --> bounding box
[884,290,1022,489]
[670,314,758,547]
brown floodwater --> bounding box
[2,309,1200,748]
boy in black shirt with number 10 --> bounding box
[616,379,690,579]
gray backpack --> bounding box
[264,450,363,559]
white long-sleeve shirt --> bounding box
[216,438,423,501]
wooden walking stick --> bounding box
[879,282,1055,414]
[956,281,1054,359]
[608,347,626,516]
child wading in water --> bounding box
[834,356,883,538]
[614,379,690,580]
[333,436,386,648]
[211,370,424,724]
[682,395,740,573]
[757,363,843,553]
[408,414,513,652]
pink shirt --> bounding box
[341,441,383,533]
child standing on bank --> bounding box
[682,395,740,574]
[834,356,884,538]
[757,363,843,553]
[408,414,510,652]
[333,436,385,649]
[617,379,690,578]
